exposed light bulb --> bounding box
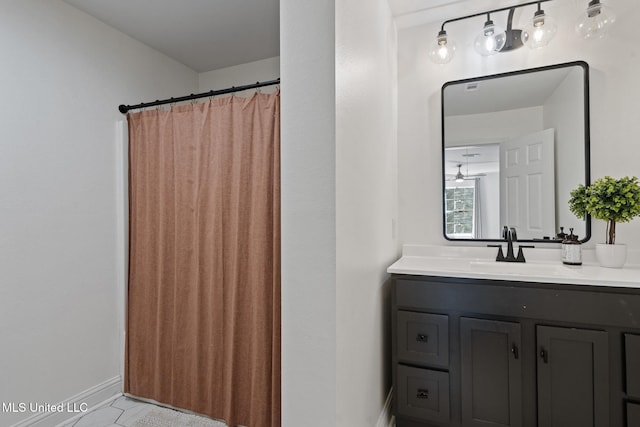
[575,0,616,40]
[522,8,557,49]
[428,30,456,64]
[474,18,506,56]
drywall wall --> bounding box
[335,0,399,425]
[543,68,586,234]
[198,56,280,92]
[0,1,197,425]
[445,106,543,145]
[280,1,337,426]
[398,0,640,249]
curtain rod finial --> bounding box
[118,105,129,114]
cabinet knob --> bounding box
[416,388,429,399]
[416,334,429,342]
[540,348,549,364]
[511,344,519,359]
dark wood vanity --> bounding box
[391,274,640,427]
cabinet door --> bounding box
[625,334,640,399]
[537,326,609,427]
[627,403,640,427]
[461,318,522,427]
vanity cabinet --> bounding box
[391,275,640,427]
[536,326,609,426]
[460,318,522,427]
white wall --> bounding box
[280,1,337,426]
[198,56,280,92]
[445,106,542,145]
[476,172,500,238]
[281,0,399,425]
[336,0,399,425]
[398,0,640,249]
[543,68,586,235]
[0,1,197,425]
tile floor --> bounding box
[61,395,160,427]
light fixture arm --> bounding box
[587,0,601,17]
[500,7,523,51]
[506,8,515,32]
[533,2,546,23]
[431,0,559,64]
[440,0,553,30]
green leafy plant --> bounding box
[569,176,640,244]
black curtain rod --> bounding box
[118,78,280,114]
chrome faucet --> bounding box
[488,226,534,263]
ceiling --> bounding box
[62,0,280,73]
[62,0,537,73]
[445,144,500,176]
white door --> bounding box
[500,128,555,240]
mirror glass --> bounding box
[442,61,590,242]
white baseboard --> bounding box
[9,376,122,427]
[376,388,394,427]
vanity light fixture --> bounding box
[429,0,556,64]
[474,14,507,56]
[522,2,558,49]
[575,0,616,40]
[428,29,456,64]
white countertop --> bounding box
[387,245,640,289]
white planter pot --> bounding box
[595,243,628,268]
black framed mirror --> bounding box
[442,61,591,243]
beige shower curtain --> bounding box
[125,91,280,427]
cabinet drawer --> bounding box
[397,311,448,368]
[626,334,640,398]
[628,402,640,427]
[397,365,450,424]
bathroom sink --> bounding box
[388,245,640,287]
[469,260,580,278]
[393,256,582,279]
[396,256,473,273]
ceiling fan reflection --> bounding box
[446,163,486,182]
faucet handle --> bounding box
[488,244,505,261]
[515,245,535,262]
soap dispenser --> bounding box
[556,226,567,240]
[561,228,582,266]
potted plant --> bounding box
[569,176,640,267]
